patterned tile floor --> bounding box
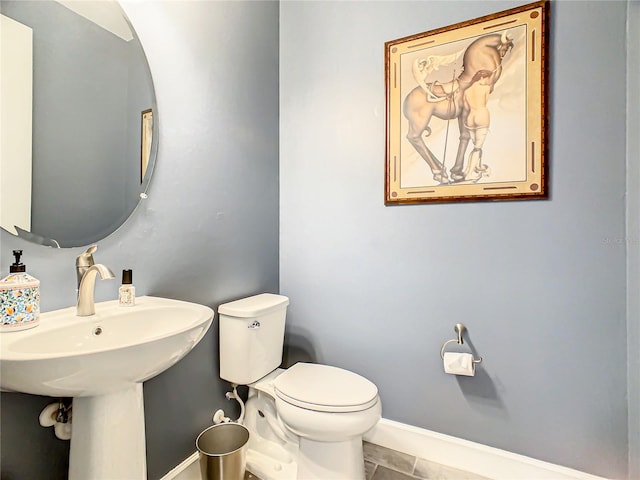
[242,442,489,480]
[363,442,490,480]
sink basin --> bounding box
[0,296,214,396]
[0,295,214,480]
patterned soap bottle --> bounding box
[0,250,40,332]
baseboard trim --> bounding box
[160,451,199,480]
[363,418,609,480]
[162,418,609,480]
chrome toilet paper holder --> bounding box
[440,323,482,364]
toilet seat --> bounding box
[273,363,378,413]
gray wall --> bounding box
[279,1,629,479]
[0,1,279,479]
[1,0,152,247]
[627,2,639,478]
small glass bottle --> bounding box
[118,269,135,306]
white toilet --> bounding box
[218,293,381,480]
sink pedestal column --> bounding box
[69,383,146,480]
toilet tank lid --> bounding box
[218,293,289,317]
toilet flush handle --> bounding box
[248,321,261,329]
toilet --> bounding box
[218,293,381,480]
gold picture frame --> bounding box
[141,108,153,183]
[385,1,548,204]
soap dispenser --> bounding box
[1,250,40,331]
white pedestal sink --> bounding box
[0,296,214,480]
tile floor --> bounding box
[363,442,490,480]
[242,442,490,480]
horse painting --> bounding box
[402,31,514,184]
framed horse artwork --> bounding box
[385,1,548,204]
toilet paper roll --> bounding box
[443,352,475,376]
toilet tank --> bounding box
[218,293,289,385]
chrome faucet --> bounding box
[76,245,115,316]
[76,244,97,291]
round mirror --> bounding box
[0,0,157,248]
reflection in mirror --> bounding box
[0,0,156,248]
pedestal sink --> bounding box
[0,296,214,479]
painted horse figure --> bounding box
[402,32,514,183]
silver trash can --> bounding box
[196,423,250,480]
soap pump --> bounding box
[1,250,41,331]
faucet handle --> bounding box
[76,245,98,268]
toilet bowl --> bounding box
[273,363,381,479]
[244,364,380,479]
[218,294,382,479]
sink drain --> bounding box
[93,326,103,336]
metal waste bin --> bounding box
[196,423,250,480]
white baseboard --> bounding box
[363,418,610,480]
[160,451,199,480]
[162,418,610,480]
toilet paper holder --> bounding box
[440,323,482,364]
